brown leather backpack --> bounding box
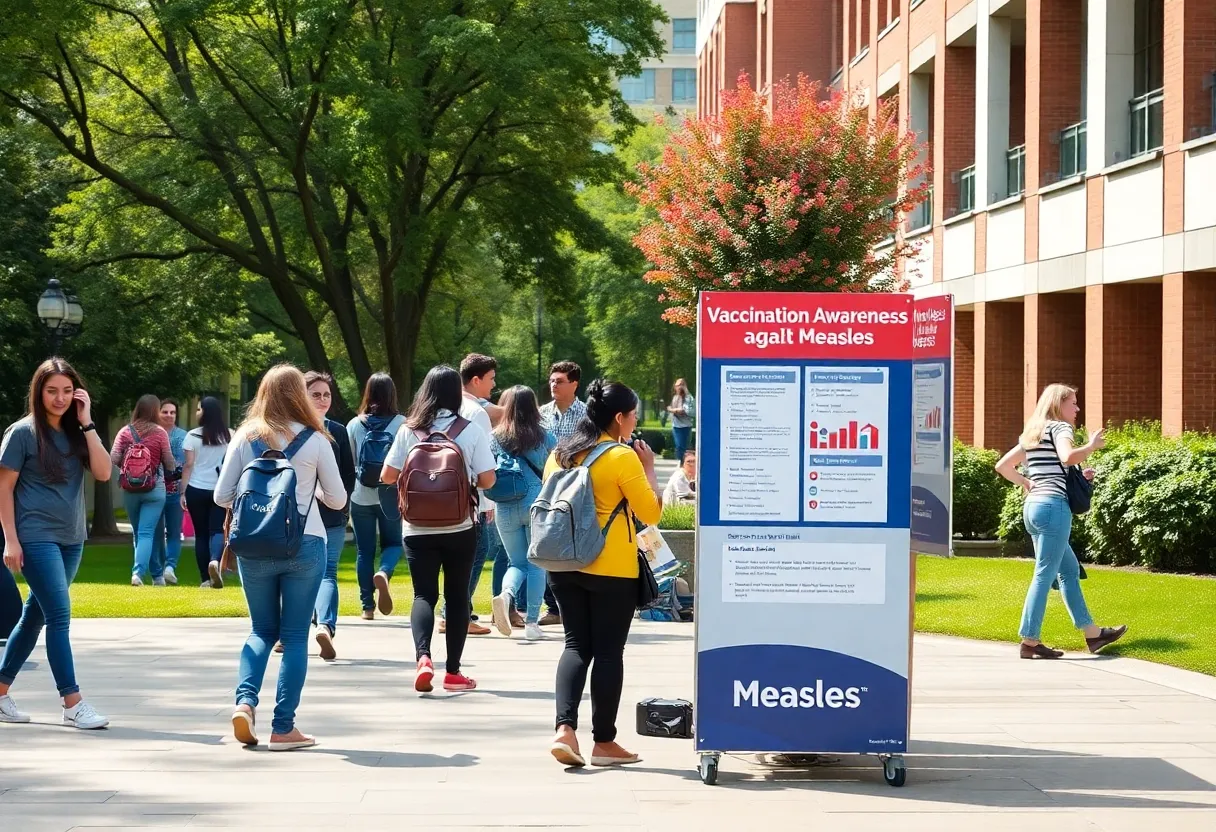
[396,417,476,527]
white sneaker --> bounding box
[0,694,31,723]
[131,574,143,587]
[524,623,545,641]
[490,593,513,637]
[152,577,166,587]
[163,566,177,585]
[62,701,109,730]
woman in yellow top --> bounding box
[543,379,662,768]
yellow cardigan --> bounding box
[543,435,663,578]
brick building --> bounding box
[610,0,699,111]
[697,0,1216,449]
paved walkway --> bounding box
[2,618,1216,831]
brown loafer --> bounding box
[509,608,525,629]
[1020,643,1064,659]
[1086,625,1128,654]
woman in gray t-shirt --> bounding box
[0,358,114,730]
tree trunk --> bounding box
[89,404,119,538]
[387,291,420,410]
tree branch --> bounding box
[68,246,214,272]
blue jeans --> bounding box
[350,494,402,611]
[314,525,347,633]
[0,542,84,696]
[236,537,325,735]
[152,494,185,573]
[124,485,166,580]
[671,425,692,463]
[443,512,501,618]
[495,499,546,623]
[1019,495,1095,641]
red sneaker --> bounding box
[415,657,435,693]
[443,672,478,692]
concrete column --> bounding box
[910,71,933,200]
[1088,0,1135,172]
[976,11,1012,207]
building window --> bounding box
[1006,145,1025,198]
[672,69,696,103]
[957,165,976,213]
[620,70,655,103]
[1060,121,1087,178]
[672,19,695,54]
[1130,0,1164,157]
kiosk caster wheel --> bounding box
[883,755,907,787]
[699,754,720,785]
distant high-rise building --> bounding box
[614,0,699,111]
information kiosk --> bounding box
[911,295,954,557]
[693,291,914,786]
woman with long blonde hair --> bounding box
[996,384,1126,659]
[214,365,347,750]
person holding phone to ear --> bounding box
[0,358,113,729]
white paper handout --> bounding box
[637,525,681,577]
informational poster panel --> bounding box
[695,291,913,755]
[911,296,954,557]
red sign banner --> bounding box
[912,295,953,359]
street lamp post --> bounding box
[36,278,84,355]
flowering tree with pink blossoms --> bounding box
[629,74,930,326]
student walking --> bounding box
[536,361,587,625]
[488,386,555,641]
[111,395,180,587]
[996,384,1127,659]
[666,379,695,465]
[215,364,347,750]
[381,365,496,693]
[0,358,113,729]
[545,380,661,768]
[346,373,405,620]
[304,371,355,660]
[153,399,187,584]
[180,397,231,588]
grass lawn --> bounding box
[915,555,1216,677]
[12,543,496,619]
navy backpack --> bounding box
[356,416,395,488]
[228,429,315,560]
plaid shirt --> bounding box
[540,398,587,441]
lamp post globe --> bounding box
[37,278,83,354]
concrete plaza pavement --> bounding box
[2,617,1216,831]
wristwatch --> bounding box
[81,423,97,433]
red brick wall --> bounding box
[974,301,1024,450]
[1164,0,1216,149]
[769,0,836,92]
[1086,284,1163,429]
[1162,272,1216,434]
[955,309,975,445]
[942,46,976,215]
[1026,0,1084,192]
[1025,293,1087,421]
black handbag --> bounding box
[1050,424,1093,515]
[636,551,659,609]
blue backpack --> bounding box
[485,447,544,504]
[356,416,395,488]
[228,429,315,560]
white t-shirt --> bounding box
[384,409,495,536]
[460,395,495,513]
[214,421,348,540]
[183,429,230,492]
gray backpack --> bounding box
[528,440,630,572]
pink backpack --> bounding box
[119,425,157,493]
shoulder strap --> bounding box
[129,425,141,444]
[447,416,470,440]
[523,457,544,479]
[250,437,268,457]
[284,428,315,460]
[580,439,620,469]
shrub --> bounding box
[659,503,696,531]
[997,485,1026,545]
[637,429,668,455]
[952,440,1005,539]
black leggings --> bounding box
[184,485,226,582]
[550,570,637,743]
[404,527,477,675]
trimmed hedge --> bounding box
[952,440,1006,539]
[638,427,697,459]
[992,423,1216,575]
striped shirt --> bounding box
[1024,420,1072,498]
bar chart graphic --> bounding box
[808,420,881,450]
[921,406,942,430]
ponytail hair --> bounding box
[554,379,637,468]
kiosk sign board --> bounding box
[694,291,914,756]
[911,295,954,557]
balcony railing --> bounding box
[957,165,976,213]
[906,185,932,232]
[1059,121,1087,179]
[1130,88,1164,157]
[1006,144,1026,198]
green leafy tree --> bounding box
[0,0,665,407]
